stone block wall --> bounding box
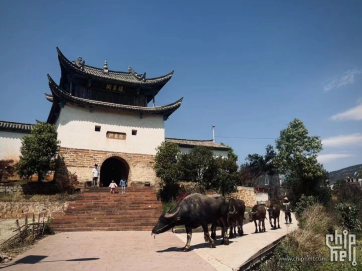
[58,147,159,186]
[0,201,69,219]
[230,186,257,207]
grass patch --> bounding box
[258,204,362,271]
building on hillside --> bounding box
[253,174,281,203]
[0,48,230,185]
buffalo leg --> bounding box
[238,217,244,236]
[258,220,262,232]
[211,222,217,240]
[269,213,273,228]
[229,222,234,239]
[263,219,266,232]
[183,226,192,252]
[202,224,216,248]
[220,217,229,245]
[254,220,258,233]
[278,215,281,228]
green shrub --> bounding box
[295,195,317,217]
[157,183,180,203]
[335,203,362,232]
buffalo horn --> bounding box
[164,206,180,218]
[229,206,237,215]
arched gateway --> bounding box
[100,156,129,187]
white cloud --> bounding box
[317,154,353,163]
[330,101,362,121]
[322,133,362,147]
[324,69,362,92]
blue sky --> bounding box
[0,0,361,172]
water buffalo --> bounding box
[248,205,267,233]
[227,198,246,238]
[267,204,281,229]
[152,193,229,251]
[210,198,246,239]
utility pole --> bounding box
[212,125,215,143]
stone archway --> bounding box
[100,156,129,187]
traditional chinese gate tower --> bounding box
[46,48,182,187]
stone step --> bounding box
[52,220,158,225]
[54,214,161,220]
[53,226,154,231]
[53,220,158,225]
[67,203,161,206]
[52,184,162,232]
[65,208,161,214]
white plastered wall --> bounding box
[0,131,26,161]
[55,105,165,155]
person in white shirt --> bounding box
[109,180,117,194]
[92,164,99,187]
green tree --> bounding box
[0,159,15,181]
[154,142,181,185]
[213,156,238,196]
[16,122,60,182]
[237,164,254,186]
[275,118,329,205]
[244,145,277,179]
[178,146,217,193]
[220,143,238,162]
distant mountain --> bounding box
[328,164,362,183]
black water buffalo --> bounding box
[267,204,281,229]
[210,198,246,239]
[152,193,229,251]
[248,205,267,233]
[227,198,246,238]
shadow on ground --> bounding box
[1,255,99,269]
[157,240,234,253]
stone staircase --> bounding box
[52,187,163,232]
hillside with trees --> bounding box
[328,164,362,183]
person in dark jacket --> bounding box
[283,197,292,223]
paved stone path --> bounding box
[0,231,215,271]
[0,212,297,271]
[176,212,298,271]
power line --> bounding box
[216,136,277,140]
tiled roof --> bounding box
[57,47,174,85]
[45,93,53,102]
[47,75,183,118]
[165,138,230,150]
[0,120,35,133]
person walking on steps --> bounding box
[92,164,99,187]
[283,197,292,224]
[109,180,117,194]
[120,179,127,194]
